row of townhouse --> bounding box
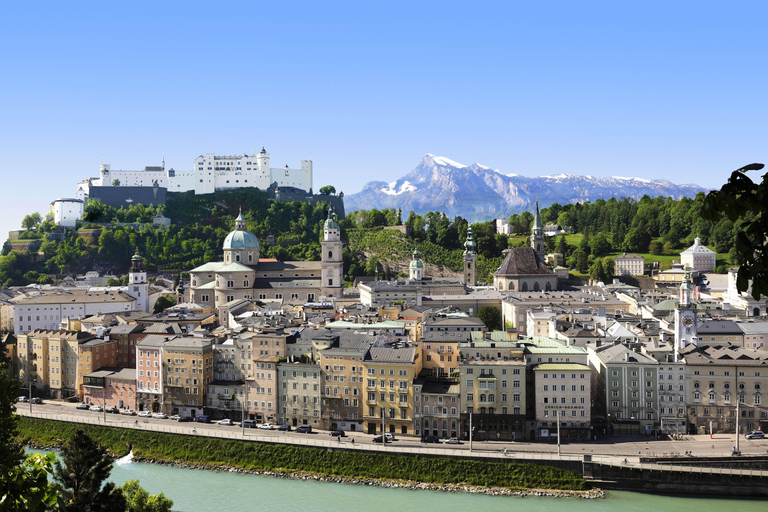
[588,342,768,436]
[10,320,767,438]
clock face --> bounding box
[682,316,694,327]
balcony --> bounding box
[367,400,377,405]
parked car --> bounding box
[330,430,346,437]
[90,405,103,412]
[745,430,765,440]
[384,433,396,442]
[138,411,152,417]
[218,418,233,426]
[169,414,181,421]
[120,409,136,416]
[295,425,312,433]
[420,436,440,443]
[277,424,292,431]
[177,416,192,423]
[444,437,461,444]
[373,435,389,443]
[105,405,119,414]
[30,397,43,404]
[257,423,274,430]
[195,415,210,423]
[242,419,256,428]
[152,412,168,419]
[76,403,90,410]
[18,396,28,403]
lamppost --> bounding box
[29,375,36,415]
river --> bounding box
[28,449,766,511]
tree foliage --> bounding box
[21,212,42,231]
[1,453,61,512]
[153,295,177,314]
[318,185,336,195]
[120,480,173,512]
[477,306,501,331]
[54,429,126,512]
[702,163,767,299]
[0,367,24,472]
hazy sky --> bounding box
[1,2,766,239]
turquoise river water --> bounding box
[29,449,766,512]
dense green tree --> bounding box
[0,366,24,473]
[555,235,567,256]
[120,480,174,512]
[153,295,177,314]
[54,429,126,512]
[21,212,42,230]
[702,163,768,298]
[319,185,336,195]
[477,306,501,331]
[1,452,61,512]
[622,227,650,253]
[589,232,611,256]
[648,240,663,255]
[111,179,121,186]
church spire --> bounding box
[533,198,543,231]
[530,198,545,260]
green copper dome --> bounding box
[463,227,477,255]
[324,207,340,231]
[410,249,424,269]
[223,228,259,251]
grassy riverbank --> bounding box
[19,417,590,492]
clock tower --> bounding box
[674,274,698,361]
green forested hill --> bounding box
[0,189,335,286]
[0,191,746,287]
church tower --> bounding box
[409,249,424,281]
[674,274,698,361]
[463,227,478,286]
[530,199,545,260]
[128,248,149,312]
[321,207,343,300]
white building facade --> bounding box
[75,147,313,201]
[51,198,84,228]
[680,237,716,272]
[171,148,312,194]
[614,253,645,276]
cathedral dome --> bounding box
[223,229,260,250]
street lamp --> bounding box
[29,375,36,414]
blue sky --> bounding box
[1,2,766,239]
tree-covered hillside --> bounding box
[0,190,745,288]
[0,189,334,286]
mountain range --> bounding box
[344,154,709,220]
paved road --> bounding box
[18,400,768,463]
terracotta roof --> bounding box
[494,248,554,276]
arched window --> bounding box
[521,282,528,292]
[533,282,540,291]
[545,282,552,291]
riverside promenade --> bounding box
[19,401,768,496]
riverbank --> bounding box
[19,417,600,499]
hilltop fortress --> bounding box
[50,147,337,228]
[77,147,312,199]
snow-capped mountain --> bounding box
[344,154,708,220]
